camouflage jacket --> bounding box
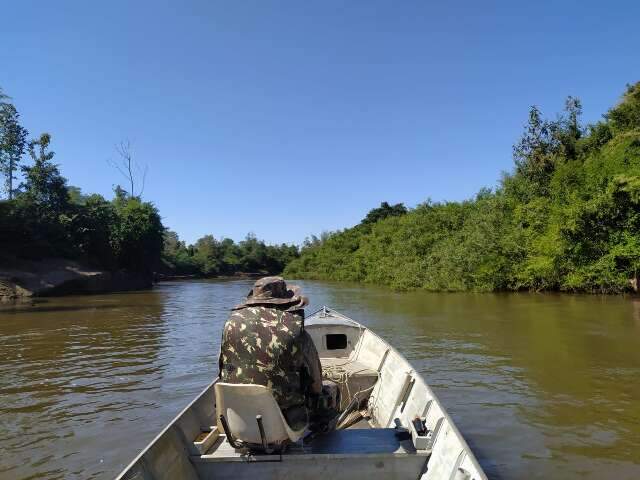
[218,305,323,411]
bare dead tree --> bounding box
[108,139,148,198]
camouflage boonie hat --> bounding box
[233,276,308,310]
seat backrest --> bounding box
[215,383,305,446]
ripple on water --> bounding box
[2,281,640,480]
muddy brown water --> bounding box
[1,279,639,479]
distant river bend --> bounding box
[1,280,639,479]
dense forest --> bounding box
[4,82,640,292]
[161,231,299,277]
[0,87,298,278]
[285,82,640,294]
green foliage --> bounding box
[0,91,167,273]
[162,230,200,274]
[20,133,69,217]
[2,172,165,272]
[162,231,299,277]
[286,82,640,293]
[111,196,164,273]
[361,202,408,226]
[0,101,28,200]
[71,194,118,267]
[0,86,299,278]
[607,83,640,133]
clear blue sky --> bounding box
[1,1,639,245]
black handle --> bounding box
[219,414,242,449]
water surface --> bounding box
[1,280,639,479]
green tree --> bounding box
[361,201,408,225]
[21,133,69,216]
[512,105,562,196]
[161,230,200,274]
[67,185,90,205]
[557,96,583,160]
[0,102,28,199]
[161,231,299,278]
[193,234,223,275]
[606,83,640,133]
[111,196,164,273]
[71,194,118,268]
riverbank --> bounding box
[286,273,640,295]
[154,271,269,282]
[0,257,152,302]
[0,259,278,302]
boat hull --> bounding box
[116,307,487,480]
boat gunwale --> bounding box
[114,379,218,480]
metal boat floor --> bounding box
[199,429,420,462]
[193,430,429,480]
[302,428,416,455]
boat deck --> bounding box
[198,428,419,460]
[192,429,429,480]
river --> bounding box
[0,279,639,479]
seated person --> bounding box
[218,276,330,431]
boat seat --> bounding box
[214,383,306,452]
